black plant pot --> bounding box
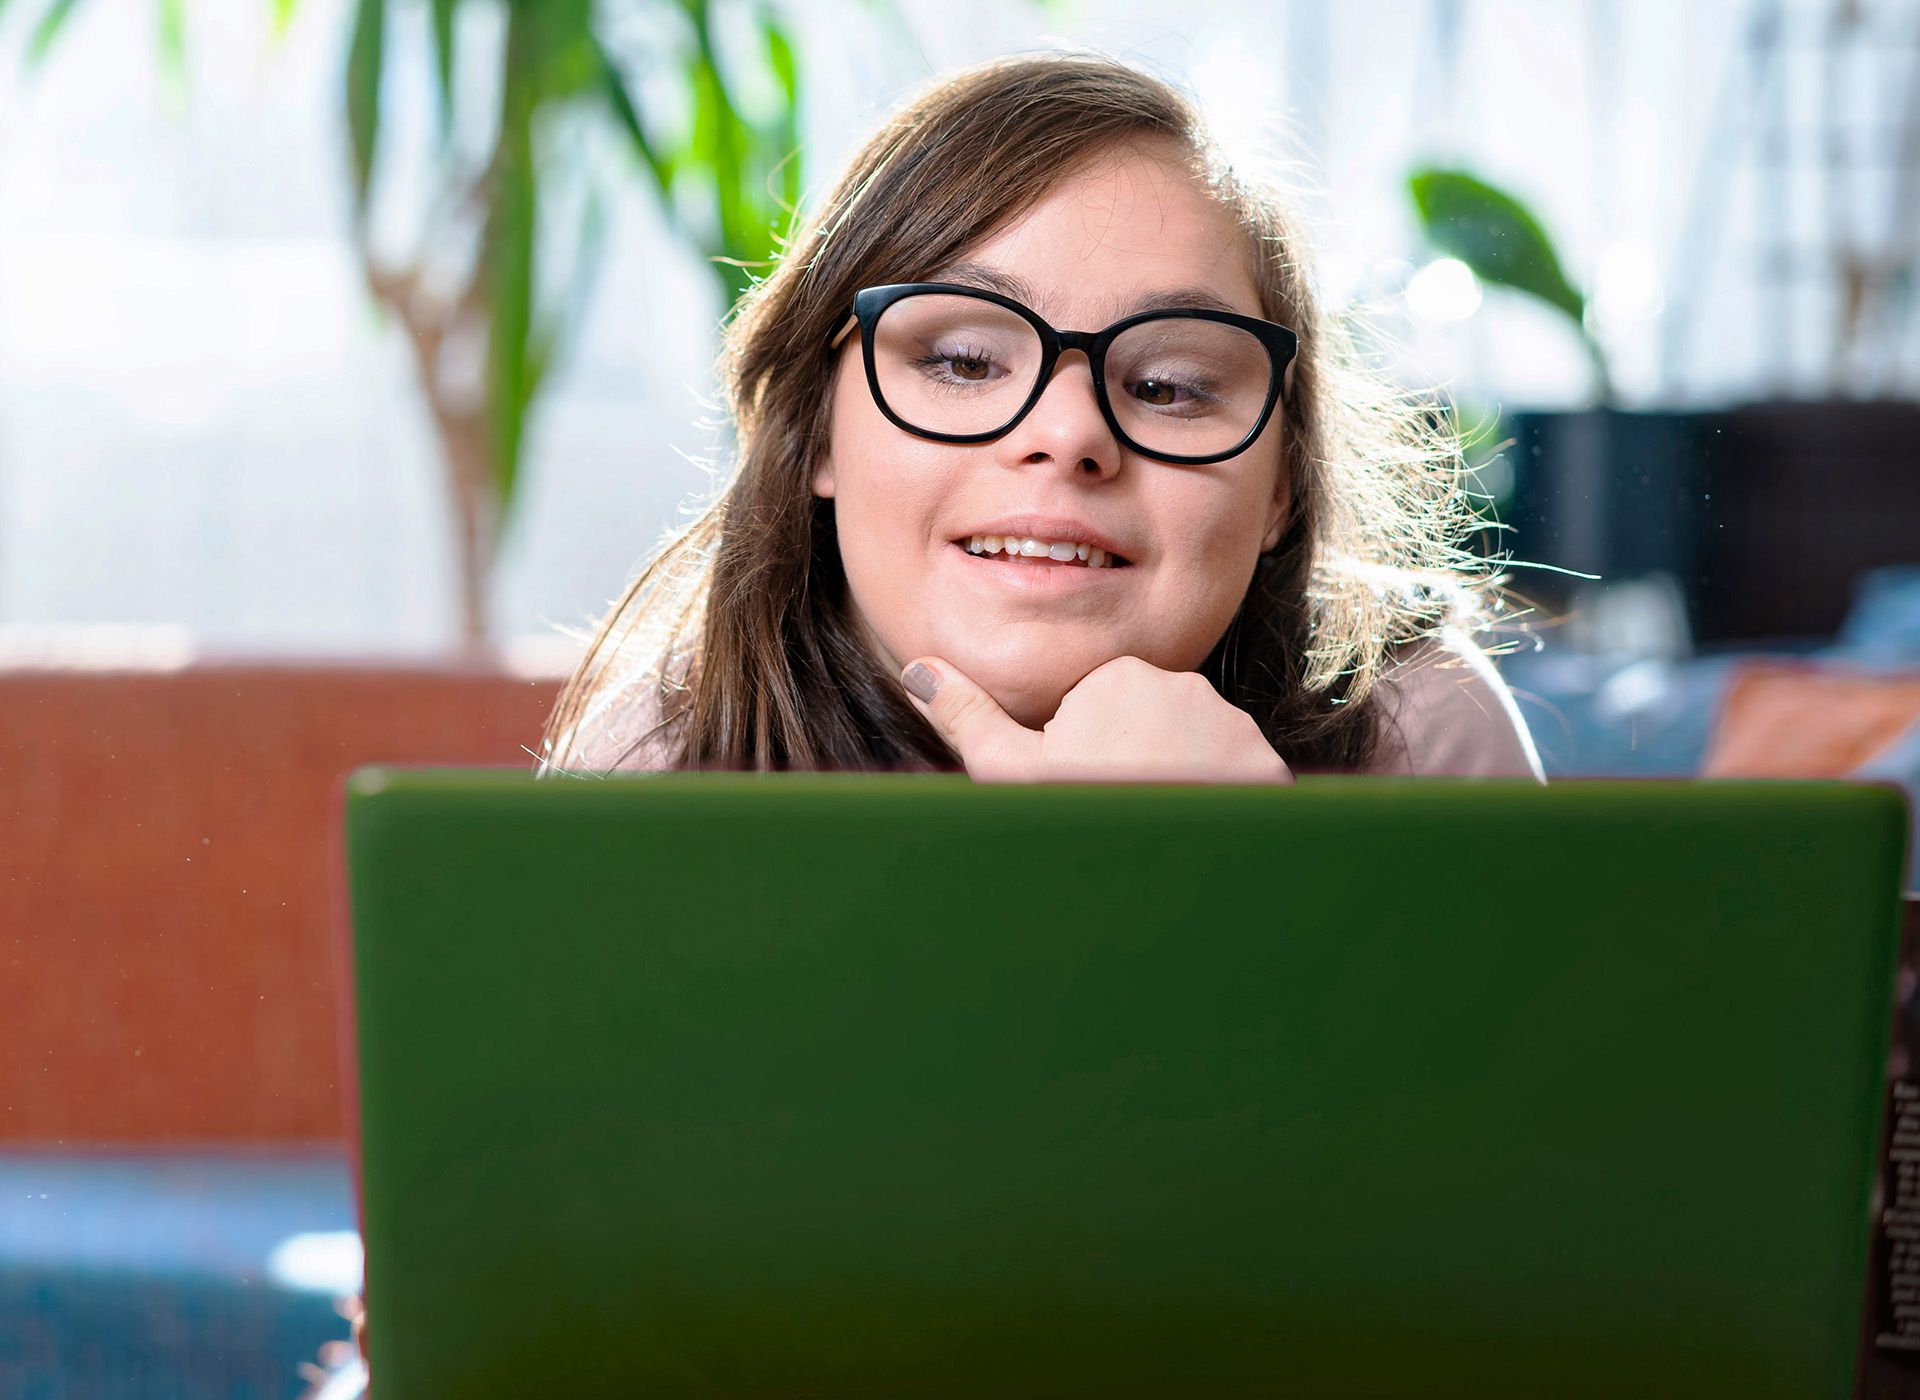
[1693,401,1920,643]
[1499,408,1710,622]
[1499,401,1920,646]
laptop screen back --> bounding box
[342,772,1909,1399]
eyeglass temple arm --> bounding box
[829,313,858,351]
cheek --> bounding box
[1160,480,1269,577]
[827,358,952,525]
[823,383,964,627]
[1135,484,1272,661]
[833,445,954,555]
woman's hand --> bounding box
[901,654,1295,784]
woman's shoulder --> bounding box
[1364,625,1546,781]
[539,644,695,775]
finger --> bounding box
[901,658,1043,780]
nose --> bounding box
[995,350,1121,480]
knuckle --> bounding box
[937,687,989,730]
[965,741,1025,784]
[1079,656,1141,696]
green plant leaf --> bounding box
[1407,167,1584,325]
[344,0,385,213]
[27,0,80,65]
[1408,165,1612,401]
[763,12,795,108]
[593,35,672,193]
[513,0,590,98]
[484,16,538,522]
[428,0,454,141]
[156,0,185,88]
[761,10,801,222]
[525,328,553,410]
[545,28,598,100]
[685,6,755,302]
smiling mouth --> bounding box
[952,536,1132,569]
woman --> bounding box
[539,52,1541,784]
[311,56,1548,1393]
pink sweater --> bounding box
[1365,626,1546,780]
[548,627,1545,783]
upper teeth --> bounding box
[965,535,1120,568]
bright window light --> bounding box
[267,1230,364,1295]
[1405,257,1483,323]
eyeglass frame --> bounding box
[826,282,1299,467]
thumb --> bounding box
[901,658,1042,780]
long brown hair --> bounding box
[540,52,1502,775]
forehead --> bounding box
[932,145,1264,326]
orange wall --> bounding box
[1,665,560,1146]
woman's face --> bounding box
[812,143,1289,729]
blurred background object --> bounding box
[5,0,1915,664]
[16,0,805,654]
[3,0,1918,1395]
[331,0,803,651]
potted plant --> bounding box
[20,0,808,655]
[1408,166,1708,644]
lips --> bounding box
[947,542,1128,589]
[955,537,1125,569]
[948,515,1132,565]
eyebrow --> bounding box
[929,260,1250,322]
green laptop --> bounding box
[339,771,1911,1398]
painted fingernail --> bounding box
[903,663,939,702]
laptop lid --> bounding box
[340,772,1910,1398]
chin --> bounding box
[997,692,1068,730]
[928,641,1123,727]
[975,671,1076,730]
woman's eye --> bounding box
[911,348,1005,385]
[1127,376,1212,410]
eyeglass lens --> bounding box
[869,293,1273,458]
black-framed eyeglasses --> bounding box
[827,283,1298,467]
